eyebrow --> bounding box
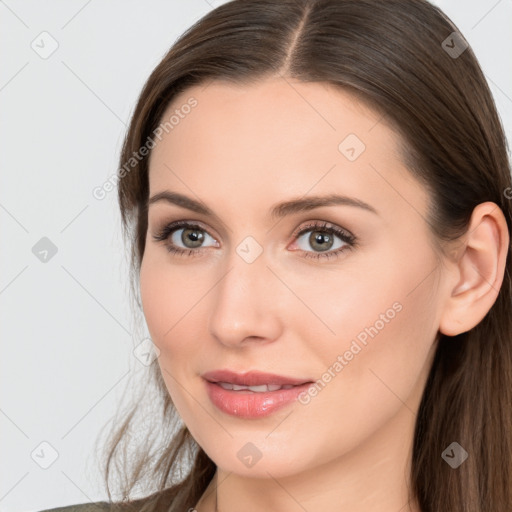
[148,191,378,220]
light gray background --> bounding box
[1,1,511,511]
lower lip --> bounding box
[204,379,314,419]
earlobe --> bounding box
[439,202,509,337]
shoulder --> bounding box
[38,503,111,512]
[36,487,180,512]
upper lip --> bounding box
[202,369,313,387]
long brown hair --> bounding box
[100,1,512,510]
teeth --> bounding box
[217,382,296,392]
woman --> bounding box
[41,0,512,511]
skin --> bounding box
[139,77,509,512]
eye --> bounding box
[290,221,356,261]
[152,221,218,257]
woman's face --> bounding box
[140,77,447,478]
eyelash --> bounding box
[152,220,357,261]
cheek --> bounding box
[139,253,196,354]
[139,256,200,411]
[291,232,438,353]
[139,256,172,346]
[298,240,439,416]
[139,251,213,379]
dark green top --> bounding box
[39,504,111,512]
[38,487,178,512]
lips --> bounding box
[201,369,316,418]
[201,369,313,387]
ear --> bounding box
[439,201,509,337]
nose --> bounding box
[208,248,283,348]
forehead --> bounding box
[147,78,428,222]
[152,78,391,156]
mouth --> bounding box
[201,369,315,418]
[212,382,300,392]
